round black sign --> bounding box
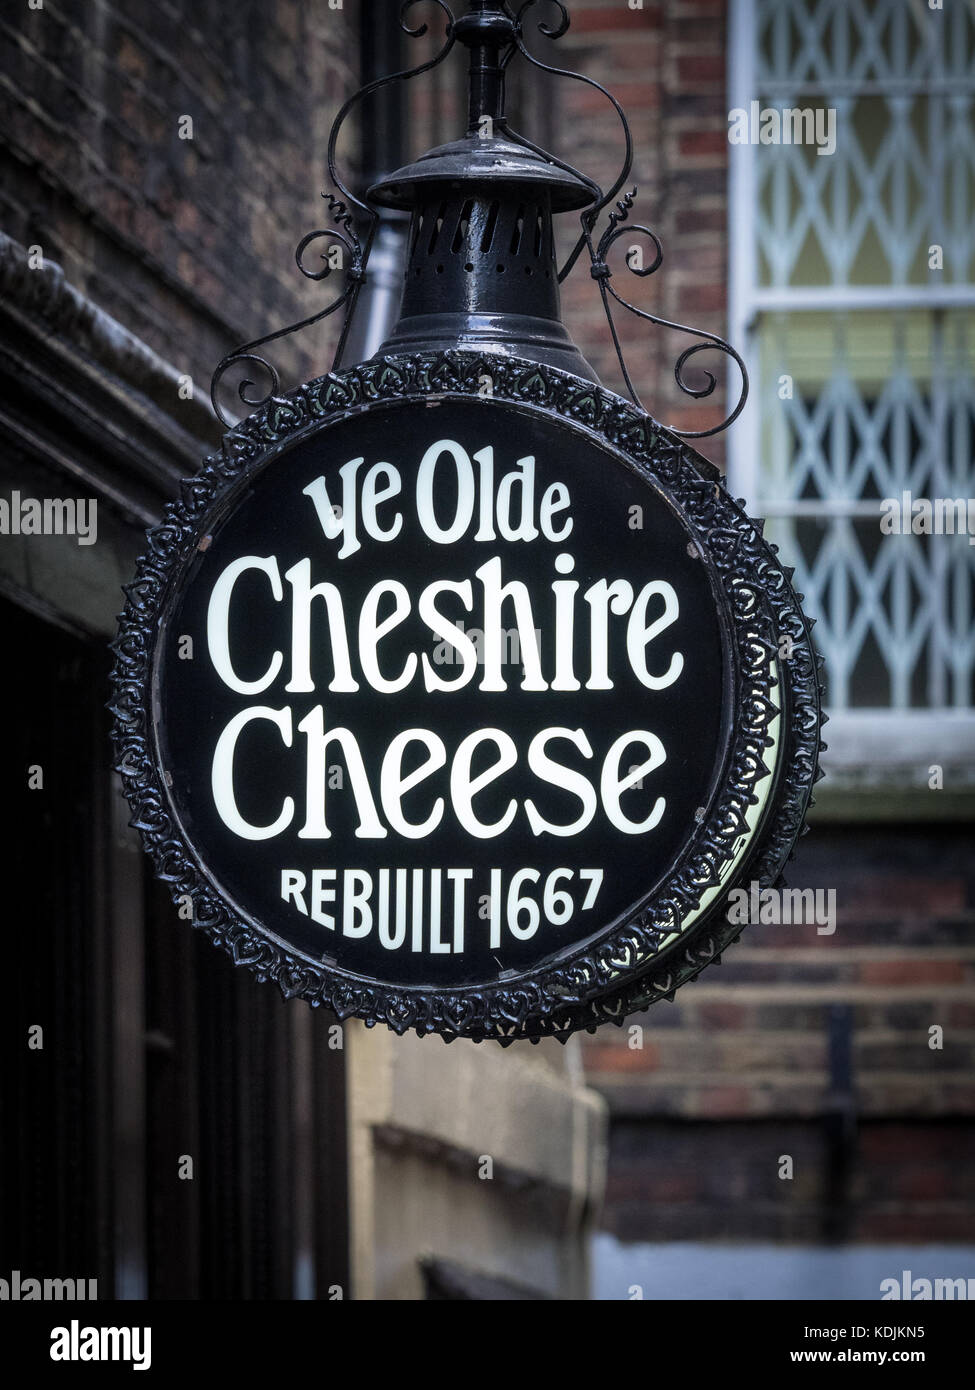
[112,352,822,1041]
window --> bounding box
[728,0,975,788]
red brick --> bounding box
[843,875,966,919]
[699,1085,751,1117]
[567,6,663,34]
[670,0,727,14]
[855,1211,975,1242]
[675,55,726,87]
[677,129,728,158]
[585,1041,660,1072]
[674,205,727,236]
[860,961,967,986]
[613,1173,700,1203]
[694,1001,747,1030]
[672,281,727,315]
[570,83,662,115]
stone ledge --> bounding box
[0,230,221,460]
[347,1024,607,1206]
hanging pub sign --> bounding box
[111,3,824,1043]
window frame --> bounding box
[726,0,975,810]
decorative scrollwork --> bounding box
[327,1,456,226]
[209,201,367,428]
[487,9,748,438]
[209,0,457,428]
[294,231,345,283]
[588,188,749,439]
[499,0,632,282]
[213,352,279,416]
[514,0,570,39]
[400,0,456,39]
[595,189,663,279]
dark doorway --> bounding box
[0,593,348,1298]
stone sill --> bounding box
[814,710,975,821]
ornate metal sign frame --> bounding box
[110,349,824,1044]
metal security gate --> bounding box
[728,0,975,724]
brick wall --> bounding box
[0,0,356,405]
[602,1118,975,1244]
[557,0,732,460]
[530,0,975,1255]
[583,825,975,1242]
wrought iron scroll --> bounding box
[500,0,630,280]
[588,190,749,439]
[210,0,457,427]
[499,0,748,439]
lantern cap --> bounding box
[368,134,594,214]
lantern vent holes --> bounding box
[406,195,554,291]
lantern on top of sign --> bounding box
[111,1,825,1043]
